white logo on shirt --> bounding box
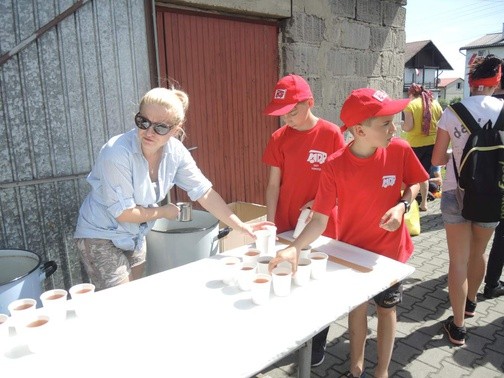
[274,89,287,99]
[307,150,327,164]
[382,175,396,188]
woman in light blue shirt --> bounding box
[75,87,271,290]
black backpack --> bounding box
[449,101,504,222]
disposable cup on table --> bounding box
[7,298,37,331]
[256,256,273,275]
[299,245,312,260]
[294,258,312,286]
[309,252,328,279]
[251,274,272,305]
[40,289,68,322]
[69,283,96,318]
[220,256,241,286]
[237,262,257,291]
[242,248,261,265]
[17,314,53,353]
[0,313,9,339]
[272,266,292,297]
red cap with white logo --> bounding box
[263,74,313,116]
[339,88,410,132]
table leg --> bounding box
[297,338,312,378]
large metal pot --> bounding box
[146,210,230,275]
[0,249,57,314]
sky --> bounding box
[404,0,504,79]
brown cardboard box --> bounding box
[219,202,267,252]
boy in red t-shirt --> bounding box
[270,88,428,377]
[262,74,345,366]
[262,74,345,240]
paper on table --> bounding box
[276,236,372,273]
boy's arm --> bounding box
[379,183,420,232]
[269,212,328,273]
[265,166,281,223]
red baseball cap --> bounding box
[263,74,313,116]
[340,88,410,132]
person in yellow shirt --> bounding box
[402,84,443,211]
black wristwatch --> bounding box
[398,200,410,214]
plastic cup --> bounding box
[220,257,241,286]
[299,245,312,260]
[251,274,272,305]
[69,283,96,318]
[257,256,273,275]
[237,262,257,291]
[272,266,292,297]
[264,225,277,257]
[18,314,53,353]
[8,298,37,331]
[0,313,9,339]
[242,248,261,264]
[40,289,68,322]
[309,252,328,279]
[254,230,270,256]
[294,258,312,286]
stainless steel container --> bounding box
[176,202,192,222]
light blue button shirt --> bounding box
[74,129,212,251]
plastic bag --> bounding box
[405,199,421,236]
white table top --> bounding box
[0,232,414,378]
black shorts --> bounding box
[373,281,403,308]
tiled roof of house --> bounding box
[405,40,453,70]
[438,78,463,88]
[460,32,504,50]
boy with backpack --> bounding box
[432,54,503,346]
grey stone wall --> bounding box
[283,0,407,125]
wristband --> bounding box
[399,200,410,214]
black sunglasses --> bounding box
[134,113,176,136]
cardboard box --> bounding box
[219,202,267,252]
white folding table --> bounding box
[0,232,414,378]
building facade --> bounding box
[0,0,408,289]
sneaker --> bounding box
[443,316,466,346]
[483,281,504,299]
[342,371,364,378]
[311,345,325,367]
[465,298,476,318]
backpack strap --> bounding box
[450,101,504,132]
[449,102,480,134]
[494,103,504,131]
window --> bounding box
[457,83,461,89]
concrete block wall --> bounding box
[282,0,407,125]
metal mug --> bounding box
[176,202,192,222]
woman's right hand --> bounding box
[162,203,181,220]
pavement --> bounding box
[256,199,504,378]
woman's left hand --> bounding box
[239,221,275,239]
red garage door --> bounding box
[156,6,279,205]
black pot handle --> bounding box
[217,227,232,239]
[42,261,58,279]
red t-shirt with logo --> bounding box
[312,138,428,262]
[262,119,345,238]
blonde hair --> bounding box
[139,87,189,140]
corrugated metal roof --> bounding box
[460,32,504,50]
